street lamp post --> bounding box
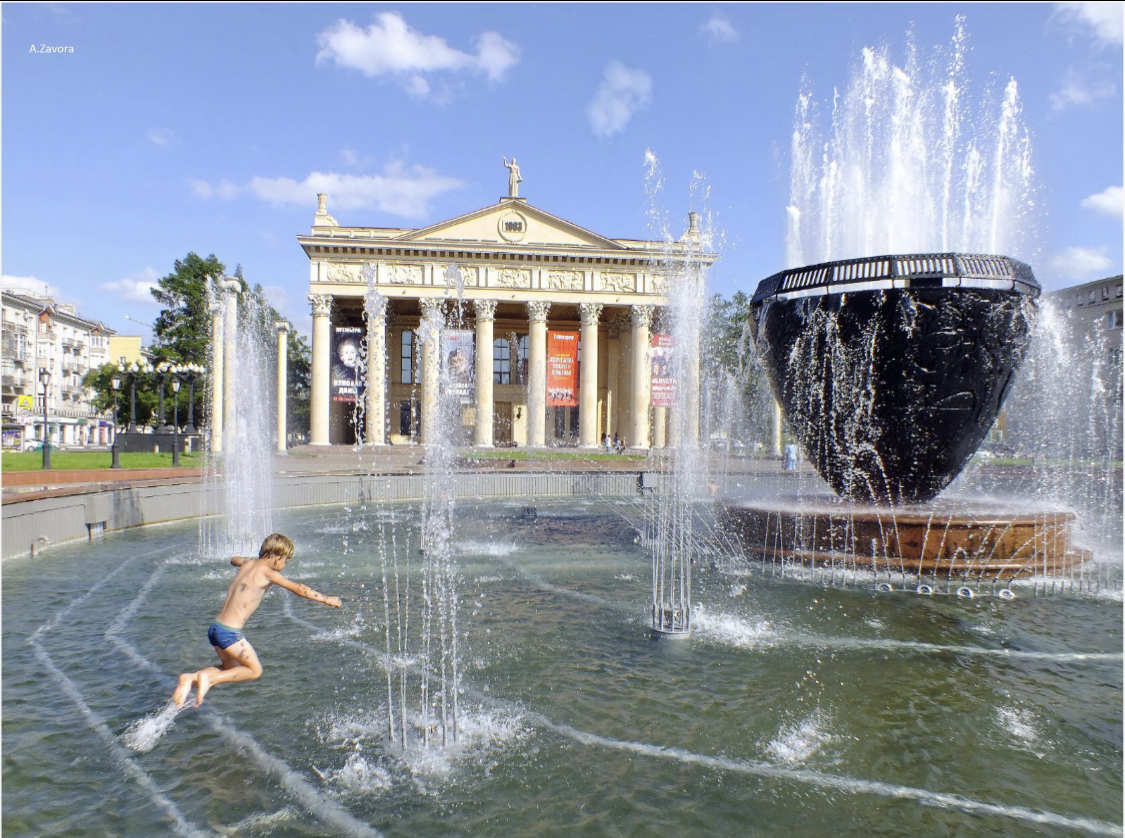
[156,362,171,433]
[110,375,121,469]
[39,368,51,470]
[171,376,181,467]
[184,364,200,435]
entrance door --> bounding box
[494,401,513,446]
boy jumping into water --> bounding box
[173,533,342,707]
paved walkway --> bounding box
[2,445,797,503]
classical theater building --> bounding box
[300,182,714,449]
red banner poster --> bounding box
[651,333,676,408]
[546,330,579,406]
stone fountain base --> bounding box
[718,497,1091,579]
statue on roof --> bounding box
[503,157,522,199]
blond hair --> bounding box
[258,533,295,560]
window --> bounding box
[1076,292,1084,306]
[400,330,414,384]
[1089,290,1097,305]
[493,338,511,384]
[1108,310,1123,331]
[1102,286,1111,301]
[1117,284,1123,299]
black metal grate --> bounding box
[752,253,1039,304]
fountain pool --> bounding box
[4,497,1121,838]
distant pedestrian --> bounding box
[783,443,798,471]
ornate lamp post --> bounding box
[183,363,201,435]
[39,367,52,470]
[124,358,152,432]
[171,375,181,467]
[156,361,172,433]
[110,375,121,469]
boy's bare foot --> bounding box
[173,673,194,708]
[195,670,214,706]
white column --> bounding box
[653,407,667,449]
[220,278,240,448]
[526,301,550,448]
[579,303,602,448]
[772,398,784,457]
[365,296,388,447]
[630,305,654,449]
[473,299,497,447]
[275,321,289,453]
[419,298,442,445]
[209,298,224,453]
[309,294,333,445]
[605,317,620,440]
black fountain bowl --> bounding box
[750,254,1039,505]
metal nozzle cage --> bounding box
[751,253,1039,305]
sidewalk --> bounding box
[2,445,792,503]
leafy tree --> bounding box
[83,364,157,428]
[151,252,225,366]
[286,331,312,437]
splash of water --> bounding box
[786,17,1037,267]
[199,279,276,556]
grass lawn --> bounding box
[0,451,205,472]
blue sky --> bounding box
[3,3,1121,344]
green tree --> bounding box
[151,252,225,365]
[83,364,157,428]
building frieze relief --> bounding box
[600,271,638,293]
[492,268,532,289]
[547,269,584,291]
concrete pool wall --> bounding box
[1,471,654,560]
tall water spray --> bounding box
[199,278,276,556]
[786,18,1036,268]
[643,152,716,634]
[370,266,466,749]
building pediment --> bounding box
[395,199,627,251]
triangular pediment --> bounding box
[396,201,626,249]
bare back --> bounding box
[215,559,276,628]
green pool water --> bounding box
[3,498,1121,837]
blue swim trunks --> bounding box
[207,621,245,649]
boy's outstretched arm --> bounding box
[265,568,342,608]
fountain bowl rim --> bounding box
[751,252,1039,306]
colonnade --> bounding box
[305,295,700,451]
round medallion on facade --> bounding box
[498,210,528,243]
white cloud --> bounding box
[702,15,739,44]
[1048,246,1114,279]
[247,162,463,219]
[1049,67,1116,110]
[587,61,653,139]
[315,13,519,99]
[1081,185,1124,217]
[147,127,173,146]
[100,268,160,304]
[1053,2,1123,45]
[189,178,243,200]
[2,274,62,299]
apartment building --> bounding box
[2,290,117,449]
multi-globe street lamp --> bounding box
[181,363,203,435]
[118,357,153,433]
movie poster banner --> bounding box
[331,326,364,403]
[443,329,475,404]
[651,333,676,408]
[546,330,579,407]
